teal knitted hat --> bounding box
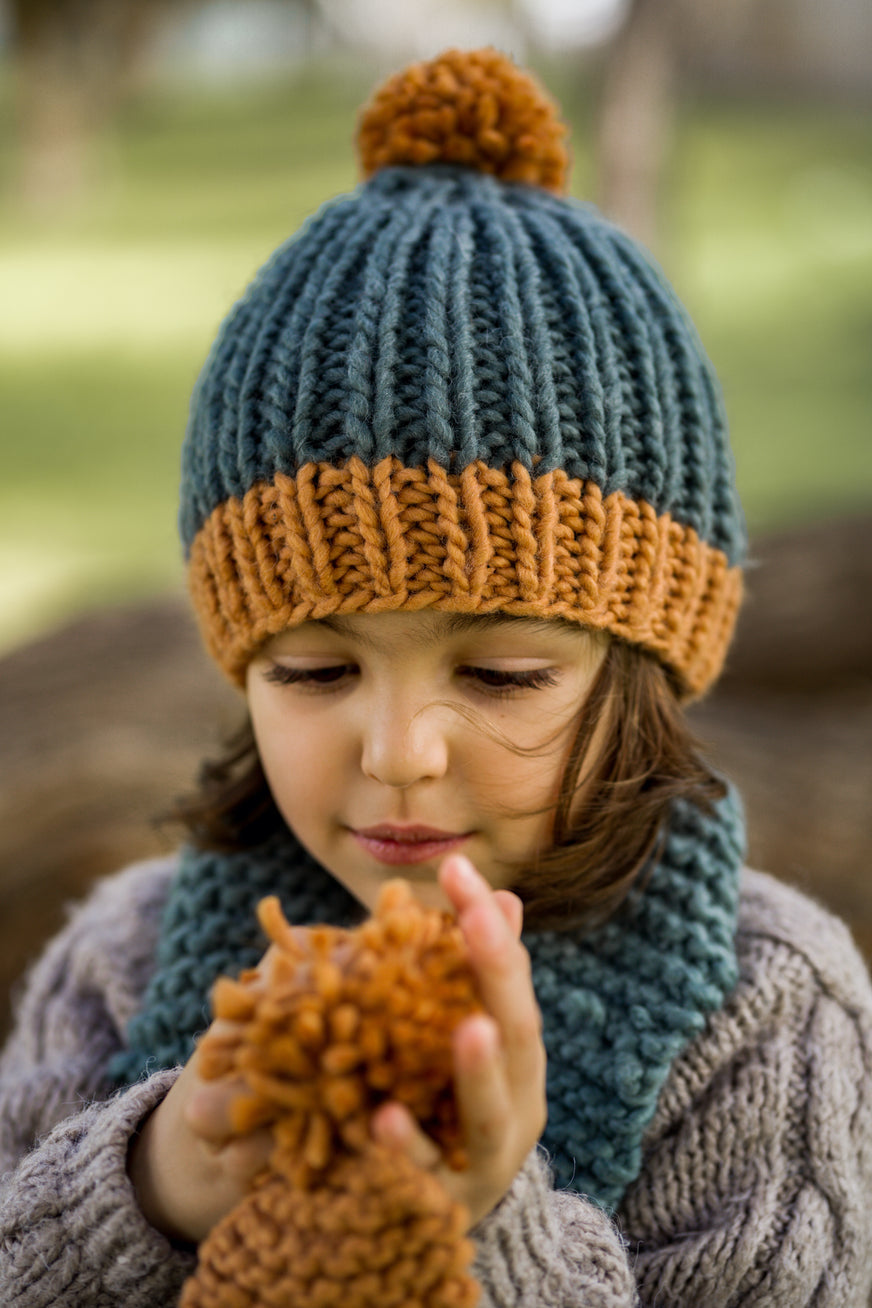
[180,48,745,698]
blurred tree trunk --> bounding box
[594,0,765,250]
[595,0,680,251]
[9,0,181,210]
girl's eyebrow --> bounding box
[311,612,564,652]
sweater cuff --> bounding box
[471,1147,636,1307]
[0,1068,197,1307]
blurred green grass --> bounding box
[0,64,870,650]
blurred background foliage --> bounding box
[0,0,870,652]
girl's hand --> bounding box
[127,962,279,1246]
[129,863,546,1243]
[372,854,547,1229]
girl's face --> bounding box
[246,611,608,912]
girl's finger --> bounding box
[437,859,530,1032]
[493,889,523,939]
[437,855,543,1094]
[185,1075,248,1143]
[371,1101,442,1171]
[452,1015,512,1159]
[460,897,545,1097]
[216,1126,274,1183]
[438,858,522,940]
[438,853,492,914]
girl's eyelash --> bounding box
[460,666,559,695]
[263,664,350,687]
[262,664,559,696]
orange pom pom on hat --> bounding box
[180,48,745,698]
[356,47,569,190]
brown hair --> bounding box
[522,641,725,928]
[171,640,724,932]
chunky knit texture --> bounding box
[179,49,745,697]
[180,886,481,1308]
[3,858,872,1306]
[356,48,570,192]
[109,788,744,1212]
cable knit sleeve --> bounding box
[471,1150,637,1306]
[619,869,872,1307]
[0,857,196,1306]
[469,871,872,1307]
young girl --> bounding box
[2,48,871,1307]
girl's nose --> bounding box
[360,695,450,789]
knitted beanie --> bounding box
[180,48,745,699]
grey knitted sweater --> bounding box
[1,857,871,1306]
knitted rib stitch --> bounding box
[182,167,737,538]
[179,49,745,698]
[109,786,744,1213]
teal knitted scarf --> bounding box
[109,787,744,1212]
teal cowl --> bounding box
[108,787,744,1212]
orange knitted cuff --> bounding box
[187,456,742,700]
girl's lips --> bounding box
[351,827,470,866]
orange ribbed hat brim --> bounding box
[187,456,742,700]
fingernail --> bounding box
[452,854,479,889]
[468,1015,498,1058]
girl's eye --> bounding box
[262,664,353,688]
[262,663,559,696]
[459,666,559,696]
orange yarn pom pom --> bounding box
[357,47,570,195]
[181,881,484,1308]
